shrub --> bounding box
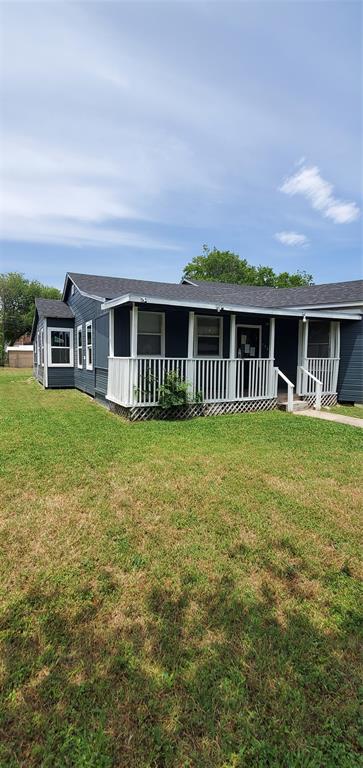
[158,371,202,409]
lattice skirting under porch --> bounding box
[109,398,278,422]
[301,393,338,408]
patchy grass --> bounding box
[324,403,363,420]
[0,368,362,768]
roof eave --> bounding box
[101,294,362,320]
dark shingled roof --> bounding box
[35,298,74,319]
[68,272,363,309]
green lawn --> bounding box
[324,404,363,420]
[0,369,362,768]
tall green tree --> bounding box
[0,272,61,364]
[183,245,313,287]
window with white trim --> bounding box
[77,325,83,368]
[48,328,73,367]
[37,332,40,365]
[34,338,37,366]
[86,321,93,369]
[195,315,222,357]
[40,329,44,366]
[137,311,164,356]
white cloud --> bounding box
[279,164,360,224]
[0,216,181,250]
[274,231,309,247]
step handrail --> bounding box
[275,368,294,413]
[299,366,322,410]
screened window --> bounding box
[195,316,222,357]
[86,321,93,369]
[137,312,164,356]
[49,329,73,366]
[77,325,83,368]
[307,321,330,358]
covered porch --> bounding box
[102,299,344,414]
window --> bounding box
[48,328,73,367]
[77,325,83,368]
[307,321,330,358]
[86,321,93,369]
[40,329,44,366]
[34,339,37,366]
[195,315,222,357]
[70,284,75,297]
[137,311,164,356]
[37,332,40,365]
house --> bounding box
[31,272,363,419]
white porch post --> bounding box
[299,317,309,395]
[331,321,340,392]
[109,308,114,357]
[187,311,195,396]
[268,317,275,398]
[129,304,138,405]
[228,314,236,400]
[269,317,275,359]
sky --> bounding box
[0,0,362,290]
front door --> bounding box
[236,326,261,359]
[236,326,261,395]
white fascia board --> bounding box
[282,302,363,311]
[101,293,362,320]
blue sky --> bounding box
[0,0,361,290]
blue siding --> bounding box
[338,320,363,403]
[47,367,74,388]
[67,290,109,396]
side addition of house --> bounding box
[31,273,363,419]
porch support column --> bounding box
[268,317,275,398]
[301,317,309,395]
[187,311,195,397]
[331,321,340,393]
[129,303,138,405]
[109,309,114,357]
[269,317,275,360]
[228,314,236,400]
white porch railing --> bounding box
[299,366,322,410]
[107,357,275,407]
[275,368,294,412]
[297,357,339,395]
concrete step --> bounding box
[278,400,309,412]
